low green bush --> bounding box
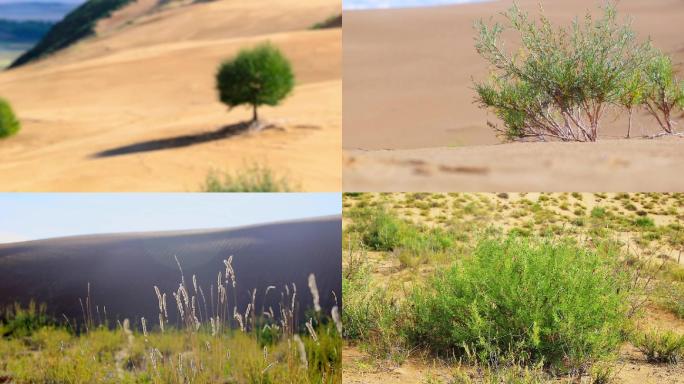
[632,329,684,364]
[407,236,631,373]
[0,98,20,139]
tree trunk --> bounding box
[252,104,258,123]
[626,108,633,139]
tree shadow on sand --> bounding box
[90,121,253,158]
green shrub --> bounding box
[0,98,20,139]
[407,237,630,372]
[474,4,652,141]
[642,53,684,134]
[632,329,684,364]
[216,43,294,123]
[202,164,293,192]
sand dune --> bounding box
[0,0,341,191]
[0,216,342,326]
[343,0,684,191]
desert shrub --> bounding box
[474,4,651,141]
[0,98,20,139]
[632,329,684,364]
[202,163,293,192]
[407,236,630,373]
[642,52,684,134]
[216,43,294,123]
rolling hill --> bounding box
[0,215,342,327]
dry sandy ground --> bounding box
[344,137,684,192]
[0,0,341,191]
[343,0,684,191]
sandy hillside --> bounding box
[0,0,341,191]
[343,0,684,191]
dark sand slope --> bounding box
[0,216,341,327]
[343,0,684,191]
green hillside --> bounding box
[9,0,134,69]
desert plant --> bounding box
[618,71,647,138]
[407,236,631,373]
[474,3,651,142]
[632,329,684,364]
[202,163,293,192]
[642,52,684,134]
[0,98,20,139]
[216,43,294,124]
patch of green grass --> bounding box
[591,207,608,219]
[347,206,454,255]
[634,216,655,228]
[202,164,294,192]
[0,301,54,338]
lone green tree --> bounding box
[216,43,295,124]
[474,4,652,142]
[0,98,20,139]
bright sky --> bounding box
[0,193,340,243]
[344,0,490,10]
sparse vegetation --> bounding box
[202,163,294,192]
[216,43,294,124]
[343,193,684,383]
[0,98,20,138]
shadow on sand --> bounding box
[91,121,252,158]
